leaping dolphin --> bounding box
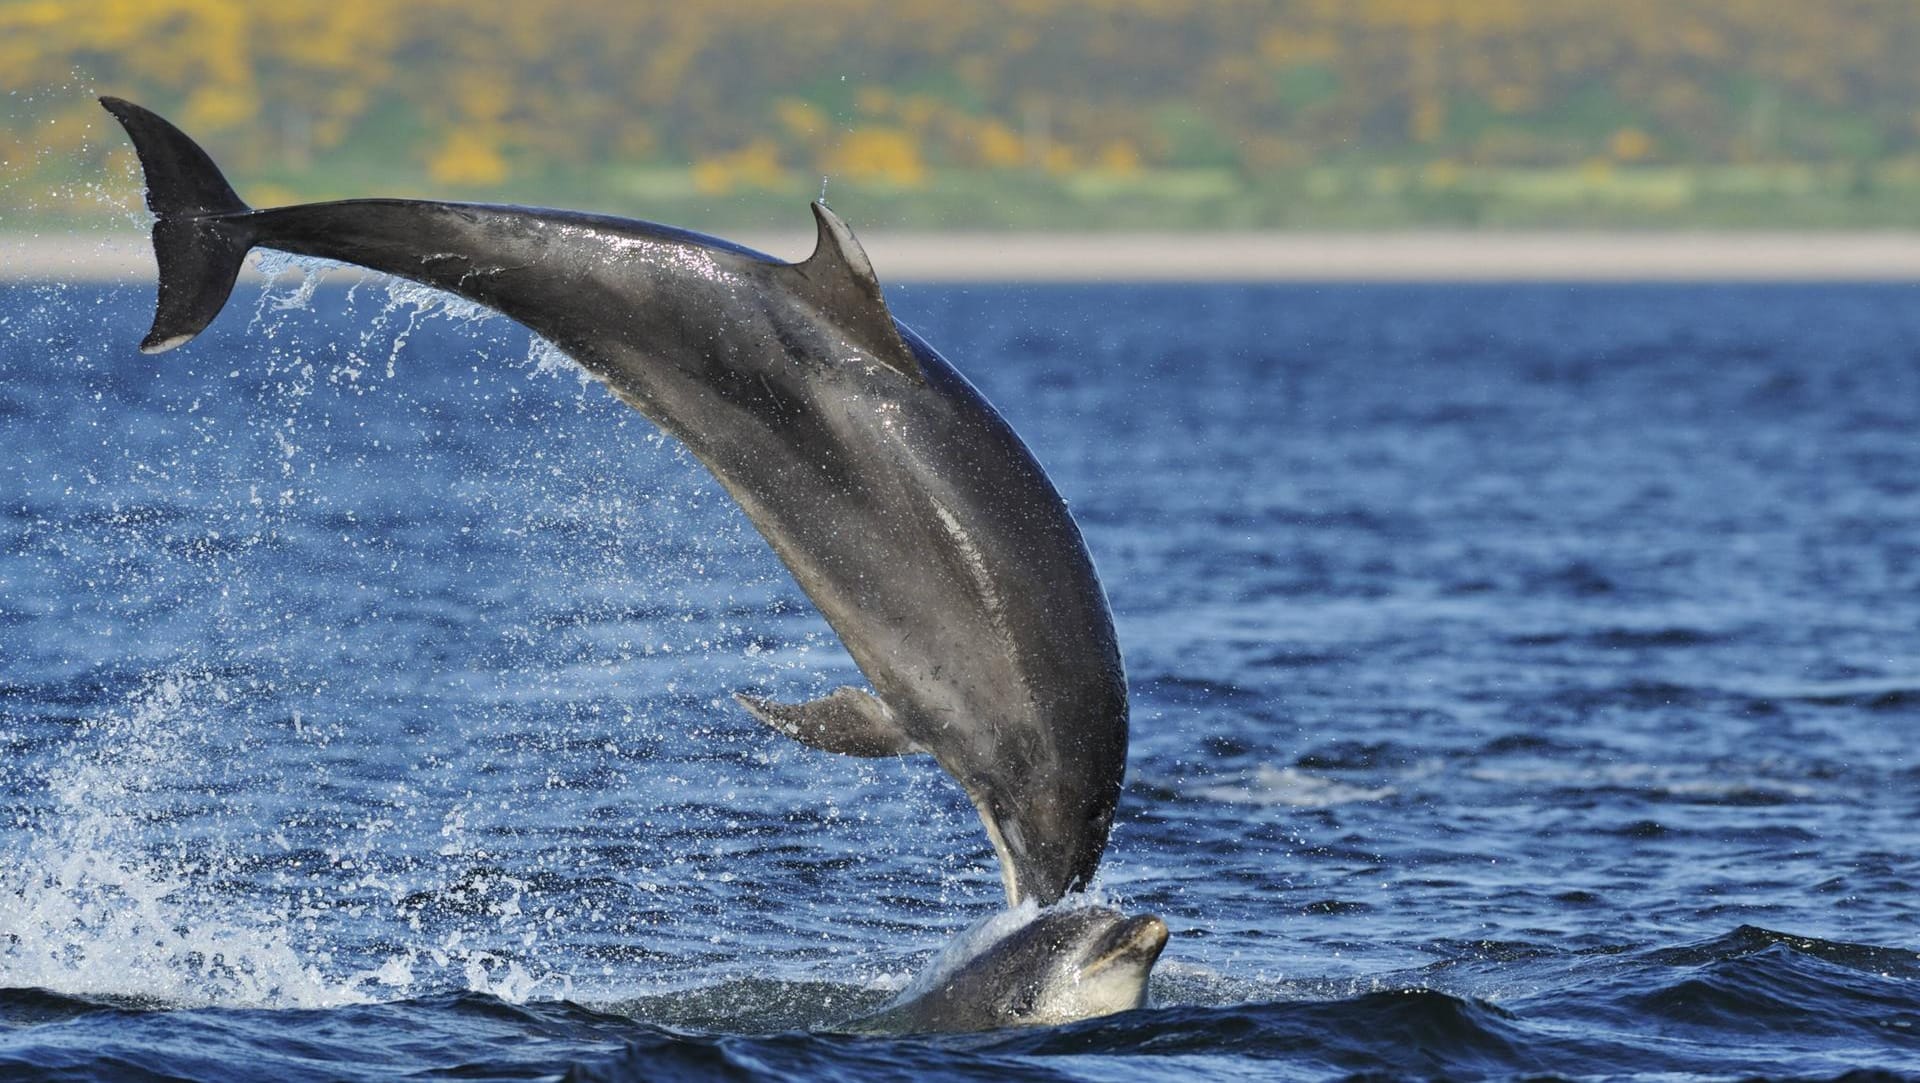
[100,98,1131,913]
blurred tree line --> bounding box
[8,0,1920,228]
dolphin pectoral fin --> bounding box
[734,686,920,758]
[778,202,923,384]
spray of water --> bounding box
[0,674,363,1007]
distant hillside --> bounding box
[9,0,1920,230]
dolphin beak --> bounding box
[1085,914,1170,976]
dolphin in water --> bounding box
[856,905,1169,1032]
[101,98,1158,1022]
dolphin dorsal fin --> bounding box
[782,202,922,383]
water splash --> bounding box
[0,673,364,1008]
[525,333,595,386]
[249,249,335,321]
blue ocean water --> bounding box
[1,276,1917,1081]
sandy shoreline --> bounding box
[12,230,1920,282]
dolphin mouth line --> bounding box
[1082,914,1170,977]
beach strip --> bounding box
[12,230,1920,282]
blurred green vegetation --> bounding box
[10,0,1920,231]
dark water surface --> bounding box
[1,279,1916,1081]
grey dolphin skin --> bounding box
[857,907,1169,1033]
[102,96,1166,1030]
[100,99,1135,920]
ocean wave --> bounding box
[1463,762,1818,805]
[2,925,1917,1081]
[1179,765,1396,808]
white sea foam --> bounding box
[1187,764,1396,807]
[1464,762,1816,801]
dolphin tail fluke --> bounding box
[734,686,920,758]
[100,97,255,354]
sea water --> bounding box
[1,278,1916,1080]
